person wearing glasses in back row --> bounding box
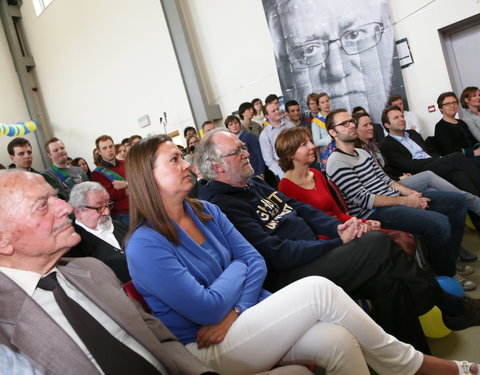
[66,181,130,283]
[262,0,404,123]
[434,91,480,168]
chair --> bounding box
[122,280,151,313]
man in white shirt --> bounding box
[67,181,130,283]
[259,102,294,179]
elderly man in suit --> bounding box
[0,170,310,375]
[67,181,130,283]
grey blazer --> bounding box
[0,257,216,375]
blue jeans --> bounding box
[369,191,467,276]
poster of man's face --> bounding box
[262,0,406,122]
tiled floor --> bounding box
[429,227,480,363]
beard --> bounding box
[97,215,114,232]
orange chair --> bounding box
[122,280,151,313]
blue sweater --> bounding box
[126,200,270,345]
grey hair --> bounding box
[69,181,108,208]
[194,128,230,180]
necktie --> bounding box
[37,272,160,375]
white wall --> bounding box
[19,0,194,166]
[388,0,480,135]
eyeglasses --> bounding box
[441,101,458,107]
[220,145,248,158]
[287,22,385,69]
[81,201,114,213]
[332,119,356,129]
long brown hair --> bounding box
[125,135,211,245]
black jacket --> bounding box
[66,220,130,283]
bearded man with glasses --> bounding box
[262,0,405,123]
[67,181,130,282]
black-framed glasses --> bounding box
[81,201,114,213]
[287,22,385,69]
[441,101,458,107]
[332,119,356,129]
[220,145,248,158]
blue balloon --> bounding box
[435,276,464,297]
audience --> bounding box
[380,106,480,196]
[201,121,216,136]
[195,129,480,354]
[224,115,265,177]
[435,91,480,166]
[251,98,266,125]
[72,157,92,180]
[115,143,127,161]
[7,137,38,172]
[67,181,130,282]
[4,81,480,374]
[92,135,129,226]
[352,105,386,143]
[387,94,423,135]
[259,101,294,179]
[42,137,88,201]
[325,109,473,290]
[284,100,310,128]
[184,134,200,164]
[238,102,263,136]
[354,110,480,236]
[125,135,477,375]
[128,135,142,147]
[305,92,320,123]
[184,126,197,139]
[461,86,480,141]
[276,126,381,229]
[311,92,335,171]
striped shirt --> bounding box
[326,148,399,218]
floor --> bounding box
[429,227,480,363]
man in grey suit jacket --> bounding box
[0,170,311,375]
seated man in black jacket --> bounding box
[67,181,130,282]
[380,106,480,196]
[194,129,480,355]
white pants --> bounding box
[187,276,423,375]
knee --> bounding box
[311,323,363,369]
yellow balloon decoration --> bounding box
[466,215,476,231]
[0,121,37,137]
[419,306,452,339]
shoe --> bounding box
[459,247,478,262]
[454,274,477,291]
[457,263,475,276]
[454,360,479,374]
[443,296,480,331]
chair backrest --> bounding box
[326,180,349,213]
[122,280,152,313]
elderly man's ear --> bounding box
[0,233,14,256]
[212,163,226,174]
